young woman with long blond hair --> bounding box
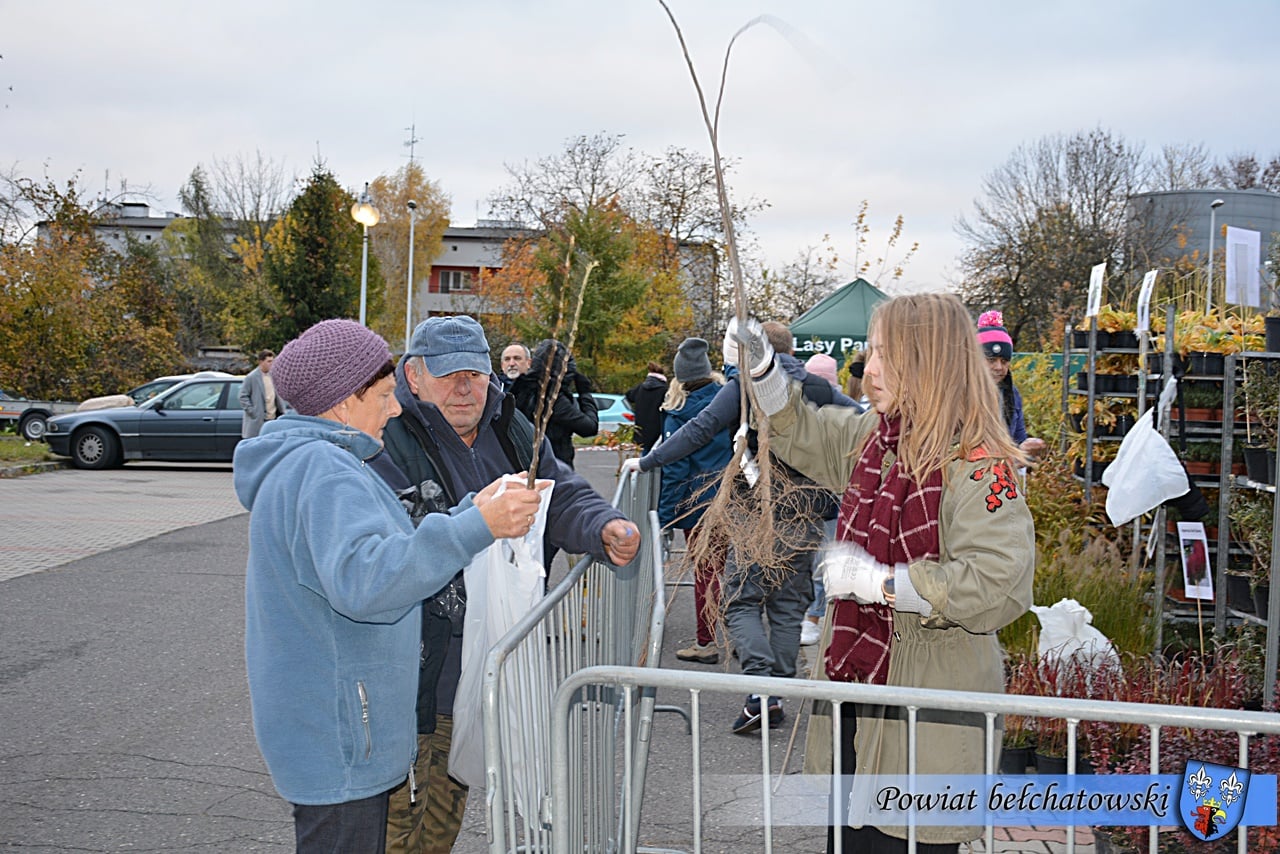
[725,293,1035,853]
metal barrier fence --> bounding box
[482,468,666,854]
[551,665,1280,854]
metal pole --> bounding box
[359,223,369,327]
[1207,198,1224,314]
[1208,207,1217,314]
[405,202,417,352]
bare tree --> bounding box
[956,128,1150,348]
[489,132,640,229]
[207,150,292,239]
[1153,143,1213,190]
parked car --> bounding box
[77,371,235,412]
[594,393,635,433]
[46,375,246,469]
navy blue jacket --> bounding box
[656,380,732,530]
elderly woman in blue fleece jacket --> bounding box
[233,319,545,853]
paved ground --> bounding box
[0,450,1108,852]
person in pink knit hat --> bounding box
[977,311,1044,459]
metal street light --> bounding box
[405,199,417,353]
[350,183,381,326]
[1206,197,1224,314]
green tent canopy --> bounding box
[789,278,888,366]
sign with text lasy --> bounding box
[1086,263,1106,318]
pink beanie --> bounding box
[805,353,839,387]
[976,310,1014,358]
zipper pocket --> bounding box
[357,681,372,760]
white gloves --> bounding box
[722,317,774,378]
[891,565,933,617]
[820,542,894,605]
[619,457,642,476]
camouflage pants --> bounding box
[385,716,469,854]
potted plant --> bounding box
[1179,381,1224,423]
[1181,440,1221,475]
[1096,305,1138,349]
[1228,489,1273,618]
[1239,361,1280,484]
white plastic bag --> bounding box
[1030,598,1119,669]
[1100,408,1187,527]
[448,476,554,791]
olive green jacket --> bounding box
[766,382,1034,845]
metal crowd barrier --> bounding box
[551,666,1280,854]
[482,467,667,854]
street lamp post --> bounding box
[405,199,417,352]
[1207,197,1225,314]
[350,183,381,326]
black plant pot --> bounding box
[1000,745,1032,775]
[1226,574,1255,613]
[1110,331,1139,349]
[1244,445,1274,485]
[1112,414,1136,436]
[1188,352,1225,376]
[1254,584,1271,621]
[1266,316,1280,352]
[1076,372,1090,391]
[1111,375,1139,393]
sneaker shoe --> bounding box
[732,694,784,735]
[800,619,821,646]
[675,642,719,664]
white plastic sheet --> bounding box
[1101,406,1187,527]
[1030,598,1119,669]
[448,476,554,790]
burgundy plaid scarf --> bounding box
[825,414,942,684]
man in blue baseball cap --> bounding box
[375,315,639,853]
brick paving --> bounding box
[0,464,244,582]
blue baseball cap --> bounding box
[408,315,492,376]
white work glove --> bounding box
[619,457,642,476]
[722,317,774,378]
[820,542,894,605]
[888,565,933,617]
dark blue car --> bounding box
[46,376,245,469]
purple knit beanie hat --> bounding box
[271,319,392,416]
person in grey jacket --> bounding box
[375,315,640,853]
[238,349,287,438]
[233,319,544,853]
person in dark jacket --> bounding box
[653,339,731,664]
[625,362,669,454]
[510,339,599,469]
[977,311,1045,459]
[375,315,640,854]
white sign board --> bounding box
[1136,270,1158,332]
[1176,521,1214,601]
[1086,263,1106,318]
[1224,226,1261,307]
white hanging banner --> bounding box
[1086,262,1106,318]
[1136,270,1158,332]
[1224,226,1261,307]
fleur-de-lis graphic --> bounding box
[1188,765,1212,800]
[1220,771,1244,807]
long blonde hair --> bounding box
[868,293,1023,480]
[661,372,725,412]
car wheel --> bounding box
[18,412,47,442]
[71,426,121,470]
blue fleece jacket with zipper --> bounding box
[233,414,494,806]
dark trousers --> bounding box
[293,788,391,853]
[827,703,958,854]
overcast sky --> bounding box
[4,0,1278,292]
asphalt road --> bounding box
[0,450,829,852]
